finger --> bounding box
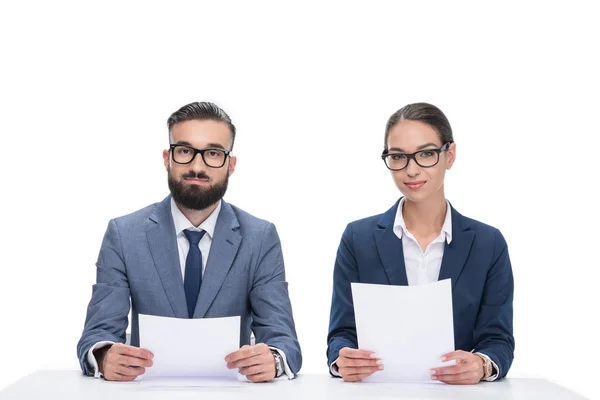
[443,379,479,385]
[435,371,479,384]
[227,353,265,369]
[339,348,378,360]
[247,372,274,383]
[114,344,154,360]
[339,366,382,376]
[104,371,135,382]
[115,354,153,368]
[225,345,260,363]
[432,363,470,376]
[440,350,468,362]
[252,343,270,352]
[337,357,382,368]
[240,363,271,377]
[342,371,376,382]
[113,364,146,377]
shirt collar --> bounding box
[170,197,221,239]
[394,198,453,244]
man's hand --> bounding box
[225,344,276,383]
[430,350,484,385]
[95,343,154,382]
[335,347,383,382]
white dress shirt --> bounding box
[87,199,293,379]
[331,199,499,381]
[172,197,221,279]
[393,198,453,286]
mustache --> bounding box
[182,172,210,180]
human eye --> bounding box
[390,154,407,161]
[206,149,222,158]
[419,150,435,158]
[176,146,192,155]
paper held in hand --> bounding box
[137,314,243,386]
[351,279,456,383]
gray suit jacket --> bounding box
[77,196,302,375]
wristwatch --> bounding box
[272,351,284,377]
[475,353,492,380]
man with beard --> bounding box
[77,102,301,383]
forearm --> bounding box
[77,219,131,374]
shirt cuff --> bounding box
[329,359,342,377]
[86,341,115,378]
[268,346,295,379]
[475,352,500,381]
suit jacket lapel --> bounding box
[438,205,475,291]
[374,200,409,286]
[194,201,242,318]
[147,196,189,318]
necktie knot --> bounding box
[184,229,206,246]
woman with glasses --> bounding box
[327,103,514,384]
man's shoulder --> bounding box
[225,202,272,232]
[111,200,164,228]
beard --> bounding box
[168,169,229,211]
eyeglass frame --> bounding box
[169,144,232,168]
[381,142,452,171]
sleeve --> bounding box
[249,223,302,377]
[76,219,131,376]
[472,230,515,379]
[326,223,360,374]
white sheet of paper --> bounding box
[351,279,456,383]
[138,314,241,384]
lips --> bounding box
[405,181,426,190]
[184,177,209,184]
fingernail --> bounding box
[378,365,384,370]
[430,369,436,375]
[431,375,437,380]
[440,356,446,361]
[225,356,230,362]
[369,353,379,358]
[376,360,384,365]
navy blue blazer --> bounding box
[327,199,514,379]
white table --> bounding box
[0,371,589,400]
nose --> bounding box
[405,157,421,177]
[189,152,209,173]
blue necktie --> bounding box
[183,229,206,318]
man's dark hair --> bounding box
[384,102,453,151]
[167,102,236,149]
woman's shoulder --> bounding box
[344,202,398,234]
[452,207,507,246]
[346,213,385,231]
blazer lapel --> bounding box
[374,200,408,286]
[438,205,475,291]
[194,201,242,318]
[147,196,189,318]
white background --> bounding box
[1,1,598,398]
